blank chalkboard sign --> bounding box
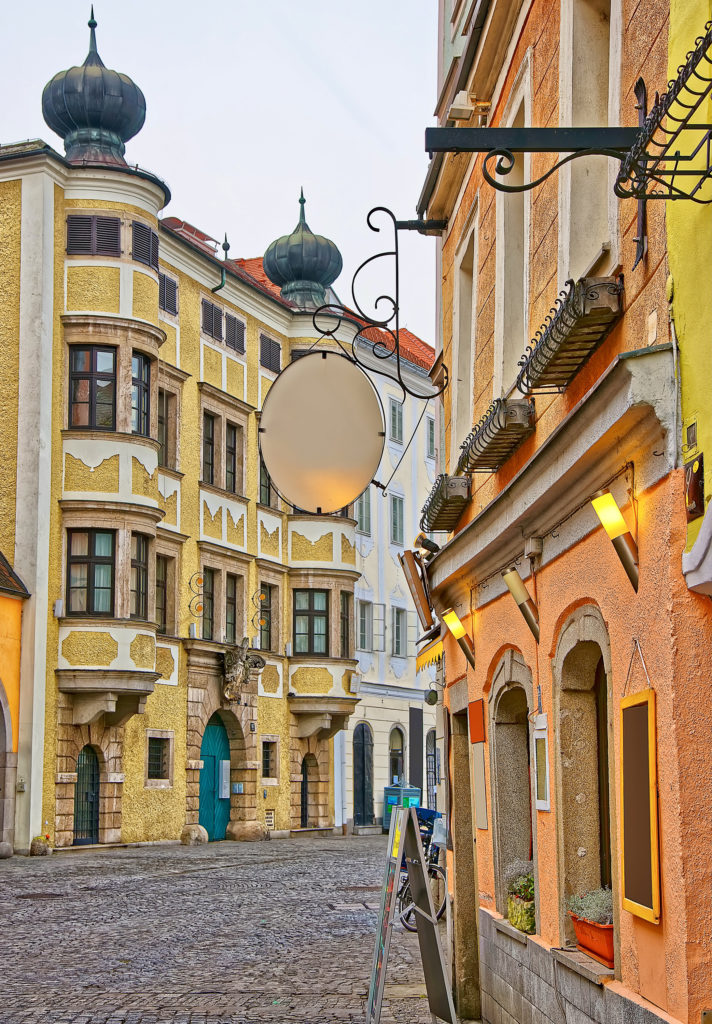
[621,689,660,923]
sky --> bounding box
[1,0,439,342]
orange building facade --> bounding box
[417,2,712,1023]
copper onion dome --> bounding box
[42,8,146,167]
[263,191,343,308]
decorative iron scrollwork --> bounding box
[482,146,630,195]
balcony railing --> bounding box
[457,399,534,474]
[420,474,469,533]
[516,277,623,395]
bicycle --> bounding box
[396,808,447,932]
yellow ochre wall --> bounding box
[0,594,23,751]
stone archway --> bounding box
[488,649,537,918]
[54,720,123,847]
[290,735,330,830]
[0,679,17,857]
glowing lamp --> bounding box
[441,607,476,669]
[502,568,540,642]
[591,490,639,591]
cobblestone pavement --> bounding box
[0,835,440,1024]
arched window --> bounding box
[389,727,405,785]
[353,723,374,827]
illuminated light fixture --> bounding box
[591,490,639,591]
[441,607,476,669]
[413,532,440,556]
[502,568,540,643]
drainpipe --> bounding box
[211,234,231,293]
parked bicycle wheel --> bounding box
[397,864,447,932]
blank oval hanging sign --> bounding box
[259,351,385,515]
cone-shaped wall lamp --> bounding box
[502,568,540,642]
[591,490,639,592]
[441,608,476,669]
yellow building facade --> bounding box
[2,17,364,852]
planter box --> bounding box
[507,894,535,934]
[569,912,614,968]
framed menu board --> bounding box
[621,689,660,923]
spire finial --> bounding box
[86,6,104,64]
[222,234,231,260]
[299,187,306,224]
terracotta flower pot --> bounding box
[507,894,535,934]
[569,912,614,968]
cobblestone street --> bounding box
[1,835,438,1024]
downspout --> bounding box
[211,234,231,293]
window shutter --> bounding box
[66,215,94,254]
[95,216,121,256]
[391,606,398,655]
[201,298,213,336]
[150,230,159,271]
[132,221,152,266]
[159,273,166,310]
[373,602,386,652]
[166,277,178,315]
[226,313,245,353]
[364,488,371,533]
[407,611,418,658]
[260,334,281,373]
[213,306,223,341]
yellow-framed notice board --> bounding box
[621,688,660,923]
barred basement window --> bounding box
[260,334,281,373]
[147,736,170,780]
[226,313,246,354]
[201,299,223,341]
[132,221,159,271]
[158,273,178,315]
[66,214,121,256]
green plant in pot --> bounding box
[504,859,535,934]
[567,887,614,968]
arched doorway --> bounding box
[74,745,100,845]
[491,686,532,914]
[353,722,374,826]
[199,713,231,841]
[389,727,405,785]
[300,754,319,828]
[425,729,437,809]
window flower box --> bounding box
[569,912,614,968]
[507,894,535,934]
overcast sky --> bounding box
[2,1,438,342]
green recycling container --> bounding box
[382,785,421,832]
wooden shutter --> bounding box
[201,298,213,336]
[406,611,418,657]
[95,216,121,256]
[150,230,159,271]
[159,273,166,310]
[159,274,178,315]
[226,313,245,353]
[260,334,280,372]
[132,221,152,266]
[66,215,94,254]
[390,496,403,544]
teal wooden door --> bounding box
[199,714,231,840]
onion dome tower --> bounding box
[263,190,343,309]
[42,8,146,167]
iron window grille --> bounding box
[67,529,115,616]
[389,398,404,443]
[131,352,151,436]
[340,592,351,658]
[420,474,469,533]
[202,567,215,641]
[390,494,405,545]
[66,214,121,256]
[132,221,159,271]
[147,737,169,780]
[260,334,281,374]
[515,277,624,394]
[262,741,277,778]
[457,398,534,474]
[201,299,223,341]
[226,313,246,354]
[226,573,238,645]
[156,554,168,634]
[158,273,178,315]
[69,345,116,430]
[294,589,329,656]
[356,488,371,534]
[260,583,273,652]
[130,533,149,620]
[225,423,239,494]
[202,412,215,485]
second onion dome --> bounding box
[263,191,343,309]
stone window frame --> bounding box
[198,382,250,497]
[197,542,252,646]
[155,530,182,637]
[261,734,280,786]
[144,729,174,789]
[157,362,188,473]
[61,504,159,621]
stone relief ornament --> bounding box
[222,638,265,704]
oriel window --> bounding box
[69,346,116,430]
[67,529,115,616]
[157,389,168,468]
[131,352,151,436]
[130,533,149,620]
[294,589,328,656]
[203,413,215,485]
[156,554,168,634]
[340,592,351,658]
[226,423,238,494]
[202,567,215,641]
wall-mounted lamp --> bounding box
[591,490,639,592]
[502,568,540,642]
[441,607,476,669]
[425,686,439,706]
[413,532,441,556]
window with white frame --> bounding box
[392,606,406,657]
[357,600,373,651]
[426,416,436,460]
[389,398,403,443]
[390,495,404,546]
[356,487,371,534]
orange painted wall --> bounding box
[0,592,23,752]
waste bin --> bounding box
[382,785,421,832]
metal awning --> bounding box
[420,474,469,533]
[416,636,444,673]
[516,277,623,394]
[457,398,534,474]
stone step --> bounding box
[289,827,336,839]
[352,825,382,836]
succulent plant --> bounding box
[568,887,613,925]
